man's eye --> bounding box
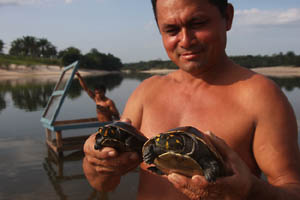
[165,28,179,35]
[191,20,207,28]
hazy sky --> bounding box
[0,0,300,63]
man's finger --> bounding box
[120,117,132,124]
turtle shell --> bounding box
[142,126,225,182]
[94,121,147,156]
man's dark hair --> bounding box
[151,0,228,23]
[95,84,106,93]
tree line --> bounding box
[1,37,300,71]
[124,51,300,71]
[0,36,123,71]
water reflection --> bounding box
[0,74,124,112]
[43,148,109,200]
[270,77,300,91]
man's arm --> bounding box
[248,77,300,199]
[108,100,120,120]
[76,72,95,99]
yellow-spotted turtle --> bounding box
[94,121,148,156]
[142,126,225,182]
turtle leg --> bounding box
[202,159,220,182]
[142,143,157,164]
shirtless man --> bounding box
[76,72,120,122]
[82,0,300,199]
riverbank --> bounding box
[0,64,119,82]
[1,65,300,80]
[141,66,300,77]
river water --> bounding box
[0,73,299,200]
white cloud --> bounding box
[235,8,300,26]
[0,0,40,5]
[0,0,72,6]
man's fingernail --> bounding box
[108,150,117,157]
[169,173,180,183]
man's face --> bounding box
[156,0,232,74]
[95,89,105,99]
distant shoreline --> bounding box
[140,66,300,77]
[0,64,120,81]
[0,64,300,81]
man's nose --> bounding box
[179,28,195,49]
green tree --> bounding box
[22,36,38,57]
[58,47,82,66]
[9,38,25,56]
[0,39,4,54]
[9,36,57,58]
[80,48,123,71]
[37,38,57,58]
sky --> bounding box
[0,0,300,63]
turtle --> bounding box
[94,121,148,156]
[142,126,225,182]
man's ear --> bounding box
[225,3,234,31]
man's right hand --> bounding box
[84,133,140,175]
[82,132,140,191]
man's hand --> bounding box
[167,131,254,200]
[83,131,140,191]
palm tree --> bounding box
[22,36,38,57]
[0,39,4,54]
[9,38,25,56]
[38,38,57,58]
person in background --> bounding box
[82,0,300,199]
[76,72,120,122]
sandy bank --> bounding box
[251,66,300,77]
[0,65,300,80]
[141,66,300,77]
[0,64,120,81]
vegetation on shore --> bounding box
[1,36,300,72]
[0,36,123,71]
[123,51,300,71]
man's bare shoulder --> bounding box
[231,65,281,96]
[242,68,283,100]
[134,74,174,95]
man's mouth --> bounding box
[180,51,201,60]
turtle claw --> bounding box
[94,144,101,150]
[204,170,216,182]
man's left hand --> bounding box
[167,131,254,200]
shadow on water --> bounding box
[43,148,109,200]
[0,73,124,113]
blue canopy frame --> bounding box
[40,61,108,132]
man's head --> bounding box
[94,85,106,98]
[152,0,234,75]
[151,0,228,23]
